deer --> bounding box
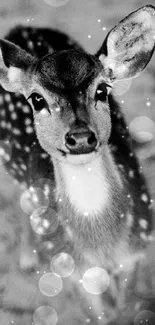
[0,4,155,324]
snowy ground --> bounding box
[0,0,155,324]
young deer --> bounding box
[0,4,155,324]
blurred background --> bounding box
[0,0,155,324]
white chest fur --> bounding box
[60,157,109,215]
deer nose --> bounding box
[65,128,98,154]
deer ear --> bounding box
[0,39,35,92]
[97,5,155,81]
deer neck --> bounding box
[53,146,126,223]
[51,147,130,267]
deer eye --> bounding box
[95,83,111,102]
[28,93,48,112]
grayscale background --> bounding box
[0,0,155,324]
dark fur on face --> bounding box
[34,49,102,91]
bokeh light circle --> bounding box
[113,79,132,95]
[39,272,63,297]
[20,187,49,215]
[31,178,52,191]
[30,207,59,235]
[134,310,155,325]
[0,140,12,166]
[29,187,49,208]
[44,0,70,7]
[129,116,155,143]
[33,305,58,325]
[20,189,34,214]
[82,267,110,295]
[50,252,75,277]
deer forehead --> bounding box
[33,50,103,91]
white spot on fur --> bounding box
[27,41,34,50]
[139,219,148,229]
[41,153,48,159]
[4,93,11,102]
[8,103,14,112]
[18,169,24,176]
[148,235,154,242]
[23,105,30,113]
[24,118,31,126]
[12,128,21,135]
[16,101,22,108]
[0,148,5,156]
[0,121,6,128]
[129,170,134,178]
[24,146,30,152]
[11,112,17,120]
[140,232,148,241]
[60,156,109,215]
[12,163,18,169]
[4,153,10,161]
[14,141,21,149]
[141,193,148,203]
[26,126,33,134]
[0,110,5,116]
[21,164,27,171]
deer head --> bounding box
[0,5,154,167]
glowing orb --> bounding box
[50,252,75,277]
[82,267,110,295]
[146,100,151,107]
[29,187,49,207]
[20,187,49,215]
[129,116,155,143]
[30,207,59,235]
[39,272,63,297]
[134,310,155,325]
[31,178,52,198]
[33,306,58,325]
[0,140,12,166]
[20,189,34,214]
[44,0,70,7]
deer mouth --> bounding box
[59,147,98,156]
[57,147,100,165]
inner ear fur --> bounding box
[0,39,35,92]
[97,5,155,81]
